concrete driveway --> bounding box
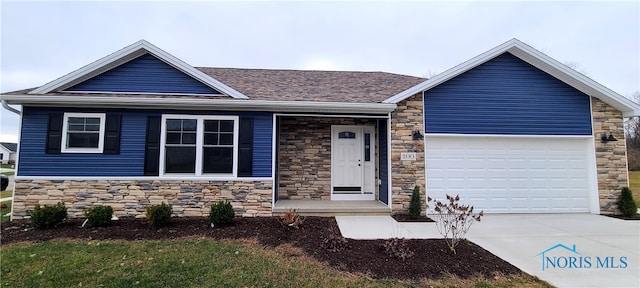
[466,214,640,288]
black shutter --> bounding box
[45,113,63,154]
[237,116,254,177]
[144,116,161,176]
[103,114,122,154]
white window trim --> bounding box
[61,112,106,153]
[159,114,239,178]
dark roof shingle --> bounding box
[3,68,426,104]
[0,142,17,152]
[197,67,425,103]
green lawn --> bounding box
[0,163,15,169]
[628,171,640,207]
[1,190,12,198]
[1,240,549,288]
[0,200,11,222]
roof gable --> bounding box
[65,53,223,95]
[0,142,17,152]
[425,53,592,135]
[29,40,248,99]
[386,38,640,117]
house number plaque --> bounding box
[400,152,416,161]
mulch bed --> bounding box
[391,214,435,222]
[604,214,640,220]
[1,217,520,280]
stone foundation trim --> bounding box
[591,97,629,214]
[12,179,274,220]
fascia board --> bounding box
[30,40,149,94]
[140,41,248,99]
[0,94,396,114]
[385,39,640,117]
[384,39,519,104]
[29,40,249,99]
[507,42,640,116]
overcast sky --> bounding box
[1,1,639,142]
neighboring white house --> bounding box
[0,142,17,164]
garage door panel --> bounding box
[425,136,593,213]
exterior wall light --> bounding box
[412,130,424,140]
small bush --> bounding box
[380,238,414,260]
[209,201,235,227]
[618,187,638,217]
[146,203,172,228]
[409,185,422,219]
[428,194,483,254]
[323,234,350,252]
[85,205,113,227]
[279,208,304,229]
[31,202,67,229]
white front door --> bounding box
[331,125,375,200]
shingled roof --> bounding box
[197,67,425,103]
[0,142,17,152]
[6,68,425,104]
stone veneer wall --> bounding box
[12,179,273,219]
[390,93,426,215]
[278,117,378,200]
[592,97,629,214]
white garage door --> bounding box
[425,136,595,213]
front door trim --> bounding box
[331,125,375,200]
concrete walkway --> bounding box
[336,214,640,288]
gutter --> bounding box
[1,94,397,114]
[1,100,20,115]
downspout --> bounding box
[1,100,20,115]
[1,99,20,222]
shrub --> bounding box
[31,202,67,229]
[409,185,422,219]
[323,234,350,252]
[427,194,483,254]
[85,205,113,227]
[380,238,414,260]
[618,187,638,217]
[209,201,235,227]
[146,203,172,228]
[279,208,304,229]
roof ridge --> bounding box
[196,66,426,78]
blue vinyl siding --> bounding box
[424,53,592,135]
[19,107,151,176]
[18,108,273,177]
[66,54,222,95]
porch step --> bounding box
[273,200,390,216]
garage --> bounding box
[425,136,596,213]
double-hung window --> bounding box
[61,113,106,153]
[161,115,238,177]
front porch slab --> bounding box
[273,200,390,216]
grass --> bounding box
[627,171,640,207]
[0,239,551,288]
[0,163,15,169]
[1,190,12,198]
[0,200,11,222]
[1,163,15,176]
